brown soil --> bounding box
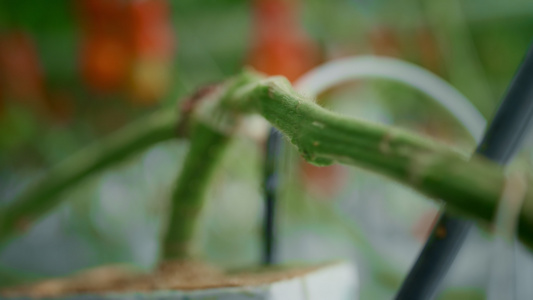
[1,261,323,298]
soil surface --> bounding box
[1,261,323,298]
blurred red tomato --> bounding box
[248,0,318,82]
[81,0,122,18]
[81,33,131,92]
[128,0,175,104]
[79,0,175,104]
[79,0,130,92]
[130,0,175,59]
[0,32,73,122]
[249,34,318,82]
[79,0,128,32]
[0,32,46,111]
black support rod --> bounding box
[395,43,533,300]
[262,128,282,265]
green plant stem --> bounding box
[4,71,533,262]
[161,72,259,260]
[162,122,231,259]
[0,109,178,248]
[233,75,533,250]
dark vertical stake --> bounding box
[263,128,282,265]
[395,43,533,300]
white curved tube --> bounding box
[294,56,486,142]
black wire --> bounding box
[395,43,533,300]
[262,128,282,265]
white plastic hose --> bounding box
[294,56,487,142]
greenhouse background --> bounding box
[1,0,533,299]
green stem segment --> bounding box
[236,76,533,250]
[0,109,177,248]
[162,122,231,259]
[161,72,261,259]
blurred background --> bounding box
[1,0,533,299]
